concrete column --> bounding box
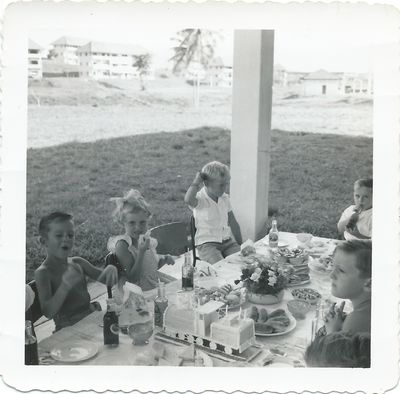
[230,30,274,241]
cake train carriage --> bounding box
[161,301,256,355]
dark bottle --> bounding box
[103,299,119,346]
[182,252,194,291]
[154,282,168,328]
[25,320,38,365]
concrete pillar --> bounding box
[230,30,274,241]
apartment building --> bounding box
[76,41,148,79]
[28,39,46,79]
[51,36,89,65]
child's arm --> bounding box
[324,301,346,334]
[337,207,358,235]
[228,211,243,245]
[184,172,203,208]
[72,257,118,286]
[34,264,81,319]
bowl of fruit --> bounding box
[286,299,312,320]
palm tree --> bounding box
[133,53,152,91]
[170,29,222,106]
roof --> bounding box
[303,69,342,80]
[52,36,90,47]
[28,39,44,51]
[76,41,148,56]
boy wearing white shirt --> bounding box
[185,161,243,264]
[338,178,372,240]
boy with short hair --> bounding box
[338,178,372,240]
[324,240,372,335]
[35,212,117,331]
[185,161,243,264]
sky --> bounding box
[29,28,380,73]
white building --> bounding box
[206,57,233,87]
[302,69,343,96]
[51,36,90,65]
[28,39,46,79]
[76,41,149,79]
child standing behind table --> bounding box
[107,189,175,291]
[34,212,118,331]
[324,240,372,335]
[185,161,243,264]
[338,178,372,240]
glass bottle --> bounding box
[103,299,119,346]
[154,282,168,328]
[269,219,279,248]
[25,320,38,365]
[182,251,194,291]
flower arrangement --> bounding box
[235,255,290,295]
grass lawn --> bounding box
[26,127,372,282]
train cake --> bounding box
[161,300,256,355]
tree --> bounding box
[133,53,152,91]
[170,29,222,106]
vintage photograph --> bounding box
[26,27,373,367]
[0,1,398,393]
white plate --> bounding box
[261,240,289,248]
[50,340,99,362]
[255,313,297,337]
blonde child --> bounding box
[324,240,372,335]
[338,178,372,240]
[107,189,175,291]
[185,161,242,264]
[34,212,118,331]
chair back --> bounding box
[150,222,188,256]
[25,280,42,324]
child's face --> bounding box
[205,175,230,199]
[123,210,149,240]
[330,250,369,300]
[353,185,372,211]
[43,219,75,259]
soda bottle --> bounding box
[154,282,168,328]
[103,299,119,346]
[269,219,279,248]
[182,252,194,291]
[25,320,38,365]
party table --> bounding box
[38,232,341,367]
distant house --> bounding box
[76,41,149,79]
[206,57,233,87]
[342,73,373,95]
[302,69,343,96]
[28,39,46,79]
[51,36,90,65]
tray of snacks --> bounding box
[247,306,296,337]
[291,288,321,306]
[196,284,245,309]
[274,248,309,265]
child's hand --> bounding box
[98,265,118,286]
[138,234,151,254]
[161,255,175,266]
[193,172,204,186]
[324,301,346,334]
[62,262,83,289]
[346,211,359,232]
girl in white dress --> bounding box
[107,189,175,291]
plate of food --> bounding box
[50,340,99,363]
[291,288,322,306]
[196,284,244,309]
[247,306,296,337]
[287,276,311,287]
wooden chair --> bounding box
[150,222,189,256]
[25,280,42,324]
